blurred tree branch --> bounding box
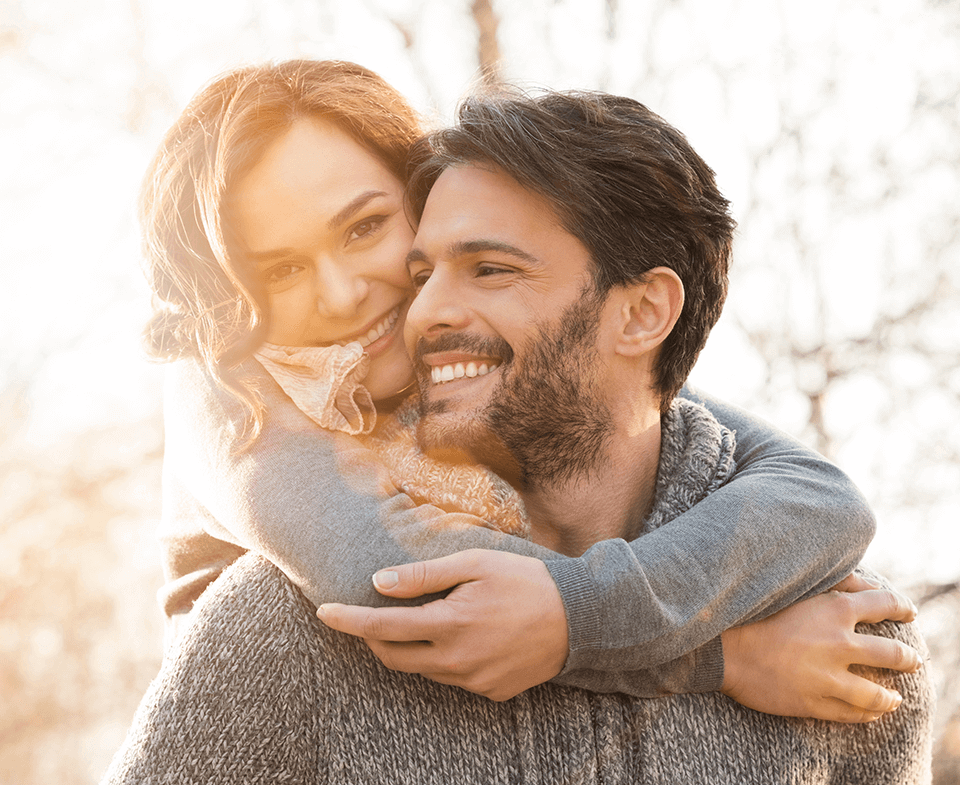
[471,0,501,85]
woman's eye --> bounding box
[264,264,301,285]
[348,216,386,242]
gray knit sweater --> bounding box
[103,400,934,784]
[159,357,877,695]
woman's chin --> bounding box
[366,358,416,404]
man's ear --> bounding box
[614,267,684,357]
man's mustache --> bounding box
[412,333,515,370]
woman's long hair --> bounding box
[140,59,423,446]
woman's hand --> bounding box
[317,549,568,701]
[720,573,923,722]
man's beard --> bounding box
[414,293,614,489]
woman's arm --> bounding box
[545,384,875,681]
[321,384,880,700]
[159,358,558,613]
[164,360,876,700]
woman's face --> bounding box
[231,117,416,401]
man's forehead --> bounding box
[424,164,530,219]
[411,164,567,259]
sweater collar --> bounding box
[641,398,737,535]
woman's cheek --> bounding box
[266,289,312,345]
[383,226,417,287]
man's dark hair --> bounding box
[406,90,735,409]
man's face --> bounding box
[404,165,614,487]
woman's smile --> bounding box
[332,305,403,352]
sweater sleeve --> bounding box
[547,384,875,693]
[162,362,873,697]
[160,358,560,612]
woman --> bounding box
[142,59,899,712]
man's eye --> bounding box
[476,264,508,277]
[410,269,432,289]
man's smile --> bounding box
[414,335,513,392]
[421,351,503,385]
[430,361,499,384]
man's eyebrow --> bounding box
[406,239,542,269]
[327,190,389,231]
[406,247,429,267]
[451,239,541,266]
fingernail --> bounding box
[892,692,903,708]
[317,603,341,622]
[373,570,399,590]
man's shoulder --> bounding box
[103,554,328,782]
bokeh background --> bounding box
[2,0,958,782]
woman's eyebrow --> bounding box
[327,190,389,231]
[246,190,393,264]
[248,248,295,265]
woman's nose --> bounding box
[314,260,369,319]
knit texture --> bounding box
[103,399,934,784]
[364,396,530,537]
[158,354,876,696]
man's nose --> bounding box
[314,259,369,320]
[406,270,470,339]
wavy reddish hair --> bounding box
[140,59,423,445]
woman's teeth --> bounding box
[339,308,400,349]
[430,361,500,385]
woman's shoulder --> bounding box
[164,356,352,459]
[165,356,266,402]
[163,358,278,455]
[165,356,285,422]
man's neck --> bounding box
[521,417,662,556]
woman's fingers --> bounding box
[370,549,490,598]
[837,587,918,625]
[320,552,568,700]
[816,633,923,719]
[813,696,887,724]
[852,633,924,673]
[827,671,904,715]
[317,601,448,643]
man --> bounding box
[104,91,932,783]
[317,91,923,714]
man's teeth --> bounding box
[430,361,499,385]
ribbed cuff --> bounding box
[544,558,602,673]
[689,635,725,693]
